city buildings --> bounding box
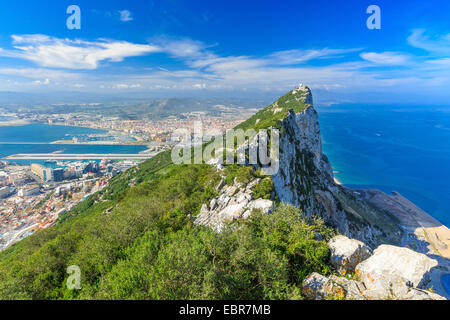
[31,164,53,181]
[18,185,40,197]
[0,186,10,199]
[0,158,143,251]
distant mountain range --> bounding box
[0,93,268,120]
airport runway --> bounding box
[4,153,155,160]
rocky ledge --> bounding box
[303,235,449,300]
[194,176,274,232]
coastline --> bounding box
[0,122,155,156]
[333,171,449,260]
[339,182,450,297]
[354,188,450,259]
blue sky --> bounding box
[0,0,449,104]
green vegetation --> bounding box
[0,152,335,299]
[0,182,334,300]
[235,87,311,132]
[0,160,220,299]
[253,178,275,200]
[224,165,254,185]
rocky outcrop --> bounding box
[302,272,445,300]
[196,85,448,300]
[302,272,367,300]
[328,235,372,275]
[268,85,402,248]
[302,273,347,300]
[302,236,446,300]
[201,85,402,248]
[355,245,439,295]
[194,177,273,232]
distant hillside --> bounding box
[2,95,265,121]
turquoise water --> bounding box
[318,105,450,228]
[0,124,148,161]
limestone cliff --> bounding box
[192,85,449,300]
[198,85,403,248]
[251,85,402,248]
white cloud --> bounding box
[33,78,50,85]
[426,58,450,67]
[119,10,133,22]
[0,34,159,70]
[408,29,450,55]
[150,37,215,60]
[268,48,361,65]
[360,52,411,65]
[150,38,362,70]
[113,83,141,89]
[1,31,450,102]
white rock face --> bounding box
[269,86,399,248]
[247,199,273,214]
[202,85,399,248]
[328,235,372,275]
[302,273,341,300]
[271,88,332,213]
[355,245,439,294]
[302,239,446,300]
[302,271,445,300]
[326,275,368,300]
[302,272,368,300]
[194,177,273,232]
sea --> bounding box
[0,123,148,165]
[317,104,450,228]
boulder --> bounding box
[327,275,367,300]
[302,272,445,300]
[362,285,445,300]
[328,235,372,275]
[218,201,248,221]
[355,245,439,297]
[247,199,273,215]
[302,242,446,300]
[195,176,273,231]
[302,273,346,300]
